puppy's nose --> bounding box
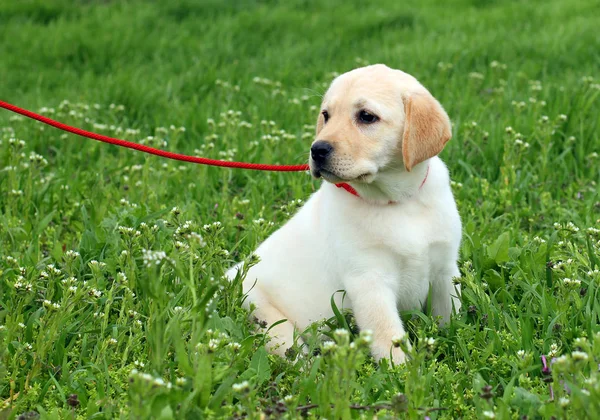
[311,141,333,164]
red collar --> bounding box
[335,164,430,202]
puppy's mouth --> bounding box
[314,169,375,184]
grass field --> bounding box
[1,0,600,418]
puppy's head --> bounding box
[310,64,452,183]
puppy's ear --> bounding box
[402,92,452,171]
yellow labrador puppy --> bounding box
[228,64,461,364]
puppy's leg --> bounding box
[346,281,407,364]
[248,289,297,357]
[430,264,461,325]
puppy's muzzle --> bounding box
[310,140,333,168]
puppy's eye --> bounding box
[358,110,378,124]
[322,110,329,123]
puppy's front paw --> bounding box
[389,346,408,365]
[371,338,408,365]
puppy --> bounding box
[228,64,461,364]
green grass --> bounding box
[1,0,599,418]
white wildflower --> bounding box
[89,289,102,298]
[187,232,206,247]
[334,328,349,338]
[566,222,580,232]
[152,377,166,387]
[5,256,18,265]
[142,249,169,268]
[208,339,219,352]
[563,278,581,287]
[227,342,241,352]
[47,264,62,276]
[571,351,589,361]
[322,341,337,352]
[65,250,80,259]
[232,381,250,392]
[392,335,405,347]
[548,342,560,358]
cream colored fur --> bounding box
[227,64,461,364]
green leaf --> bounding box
[484,269,505,291]
[33,210,56,236]
[330,290,352,334]
[511,387,541,416]
[487,232,510,264]
[241,347,271,384]
[249,346,271,385]
[157,404,175,420]
[209,374,237,410]
[152,395,175,420]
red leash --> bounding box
[0,100,310,172]
[1,100,430,200]
[336,182,359,196]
